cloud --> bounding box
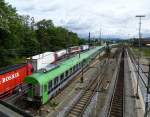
[5,0,150,38]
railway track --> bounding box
[107,49,124,117]
[3,84,31,102]
[1,49,105,117]
[65,59,108,117]
[127,47,148,87]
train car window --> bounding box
[48,81,52,91]
[60,73,64,81]
[79,63,81,67]
[69,68,72,74]
[82,61,85,65]
[75,65,78,70]
[56,77,59,83]
[54,77,58,86]
[34,85,40,96]
[78,64,79,69]
[66,70,68,77]
[73,66,76,71]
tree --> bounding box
[0,0,84,67]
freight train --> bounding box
[0,44,117,100]
[24,46,108,104]
[0,45,89,98]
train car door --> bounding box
[34,85,40,96]
[42,84,48,104]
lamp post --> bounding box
[135,15,145,98]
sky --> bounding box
[5,0,150,39]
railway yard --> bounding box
[2,0,150,116]
[0,45,150,117]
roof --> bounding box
[32,52,55,59]
[0,64,25,75]
[24,46,104,85]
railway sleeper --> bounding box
[72,108,82,112]
[82,94,91,97]
[110,112,122,117]
[112,102,123,106]
[113,98,123,101]
[111,109,123,113]
[69,110,80,115]
[115,89,123,92]
[78,101,86,105]
[84,91,92,95]
[83,94,92,97]
[80,99,89,103]
[68,113,79,117]
[76,103,85,107]
[111,109,123,114]
[113,95,123,98]
[74,105,84,110]
[111,106,123,111]
[116,90,123,93]
[113,98,123,102]
[111,110,123,114]
[112,103,123,106]
[81,96,89,99]
[115,94,123,96]
[81,96,90,100]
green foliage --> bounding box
[132,47,150,57]
[0,0,86,67]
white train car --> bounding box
[56,49,67,59]
[27,52,56,71]
[80,45,89,51]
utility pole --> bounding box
[66,31,70,58]
[89,32,91,47]
[31,17,35,30]
[99,28,102,46]
[135,15,145,98]
[80,32,90,83]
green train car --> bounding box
[24,46,105,104]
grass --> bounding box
[132,47,150,57]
